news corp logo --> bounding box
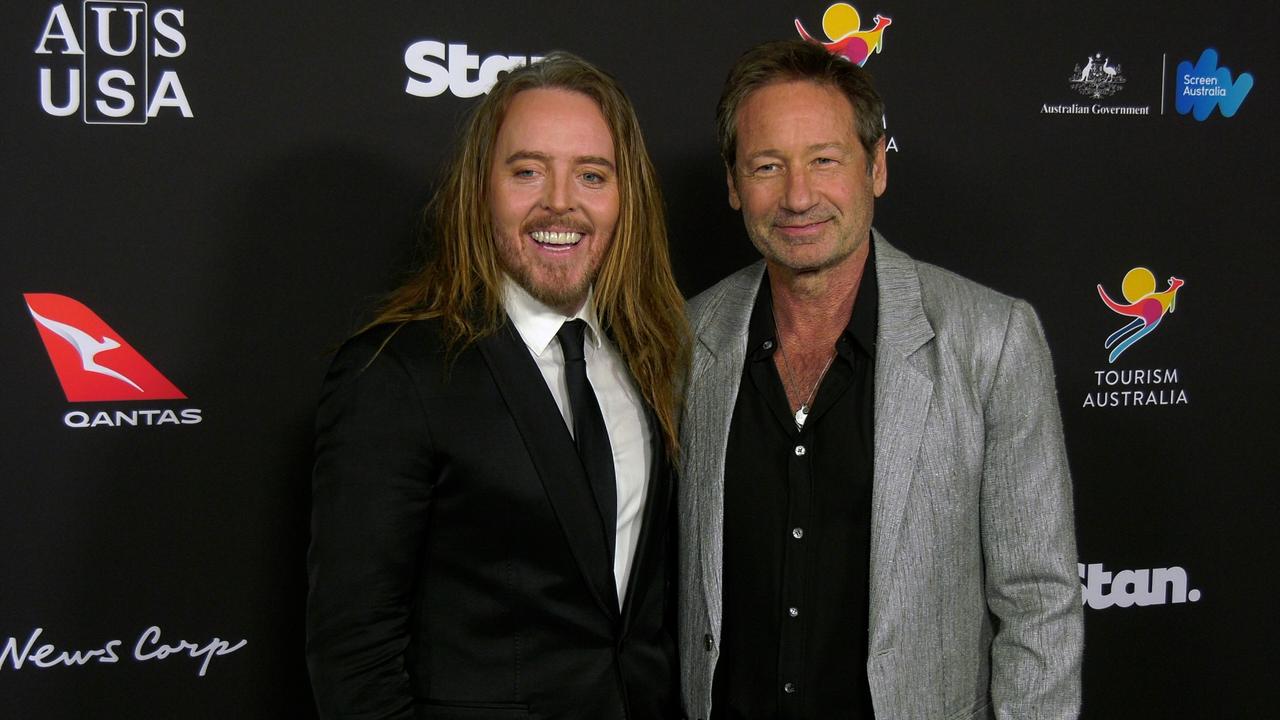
[34,1,193,124]
[404,40,544,98]
[23,293,202,428]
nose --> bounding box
[541,170,574,213]
[782,167,816,213]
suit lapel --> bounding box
[868,235,936,629]
[684,262,762,636]
[479,323,620,621]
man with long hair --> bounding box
[307,52,687,719]
[678,40,1081,719]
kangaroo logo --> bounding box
[1096,268,1184,363]
[23,293,186,402]
[794,3,892,67]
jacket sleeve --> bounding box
[306,336,434,720]
[980,300,1084,719]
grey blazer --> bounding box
[678,232,1082,720]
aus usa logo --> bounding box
[34,2,193,124]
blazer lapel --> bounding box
[868,235,936,630]
[683,262,762,636]
[479,323,620,621]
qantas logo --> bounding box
[24,293,184,402]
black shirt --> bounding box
[711,247,879,720]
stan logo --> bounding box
[1079,562,1201,610]
[34,2,192,123]
[1176,48,1253,120]
[1096,268,1184,363]
[794,3,891,67]
[24,293,184,402]
[404,41,543,98]
[1069,53,1126,99]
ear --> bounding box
[726,163,741,210]
[870,137,888,197]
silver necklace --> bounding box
[776,339,836,430]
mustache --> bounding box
[522,213,593,235]
[772,208,834,226]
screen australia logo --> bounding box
[24,293,201,428]
[34,1,193,123]
[1175,48,1253,120]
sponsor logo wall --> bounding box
[2,1,1274,717]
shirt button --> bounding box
[791,527,804,539]
[783,682,797,694]
[762,340,774,350]
[794,445,806,456]
[788,607,799,617]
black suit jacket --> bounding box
[307,319,677,720]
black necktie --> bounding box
[556,319,618,565]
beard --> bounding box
[501,254,600,312]
[496,212,607,314]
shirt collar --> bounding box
[746,237,879,360]
[502,276,604,357]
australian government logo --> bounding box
[1042,51,1151,116]
[34,2,193,123]
[23,293,202,428]
[1083,267,1188,409]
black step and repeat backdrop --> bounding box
[2,1,1275,717]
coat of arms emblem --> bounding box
[1070,53,1126,99]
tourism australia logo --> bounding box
[1042,51,1151,116]
[1082,267,1189,409]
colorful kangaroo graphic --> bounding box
[1097,267,1184,363]
[794,3,892,67]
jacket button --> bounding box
[704,633,714,651]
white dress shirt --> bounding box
[502,278,653,603]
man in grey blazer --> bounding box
[678,40,1082,719]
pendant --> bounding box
[795,403,809,430]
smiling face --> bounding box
[488,87,620,316]
[728,80,886,278]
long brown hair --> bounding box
[369,51,688,456]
